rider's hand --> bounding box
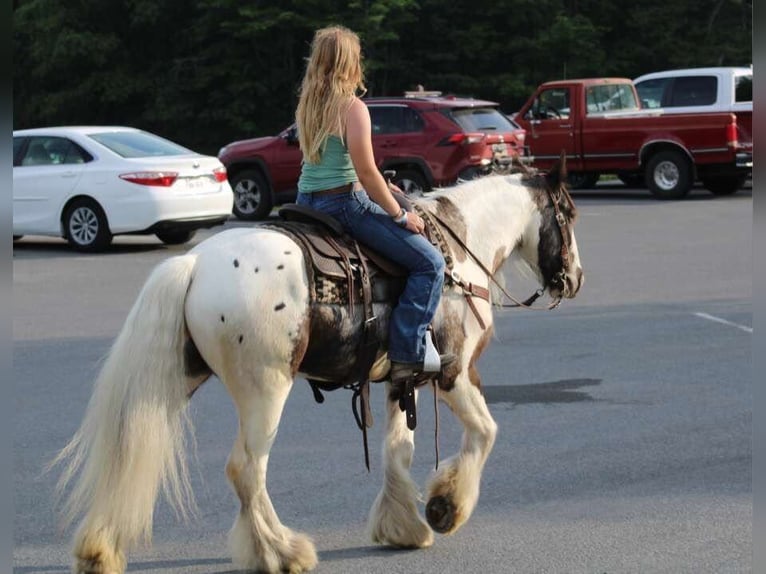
[402,211,425,234]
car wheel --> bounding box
[392,169,428,196]
[64,199,112,251]
[231,169,273,220]
[701,174,747,196]
[645,150,692,200]
[567,172,600,189]
[155,229,197,245]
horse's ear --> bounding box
[546,150,568,189]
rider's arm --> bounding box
[345,98,423,232]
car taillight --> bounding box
[119,172,179,186]
[726,114,738,148]
[212,166,228,182]
[439,132,486,146]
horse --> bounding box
[51,156,583,574]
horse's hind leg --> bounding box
[368,383,434,548]
[224,367,317,573]
[424,372,497,536]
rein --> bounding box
[419,185,573,317]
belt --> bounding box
[313,183,354,197]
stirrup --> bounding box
[390,329,456,384]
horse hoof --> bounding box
[425,495,455,533]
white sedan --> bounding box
[12,126,234,251]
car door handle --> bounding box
[558,124,572,128]
[380,141,397,148]
[61,172,78,178]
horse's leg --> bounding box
[222,367,317,573]
[183,229,316,573]
[424,370,497,535]
[367,383,434,548]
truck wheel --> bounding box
[230,169,273,220]
[645,150,692,200]
[392,169,428,196]
[567,172,600,189]
[701,174,747,196]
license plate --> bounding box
[492,143,508,155]
[184,176,211,191]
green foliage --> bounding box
[13,0,752,155]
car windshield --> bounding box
[89,131,193,158]
[448,107,517,132]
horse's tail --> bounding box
[50,253,199,554]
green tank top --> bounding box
[298,135,358,193]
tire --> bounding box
[230,169,273,220]
[702,174,747,196]
[617,173,646,188]
[567,171,600,189]
[64,199,112,251]
[155,229,197,245]
[392,169,428,196]
[645,150,692,200]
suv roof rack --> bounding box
[403,90,443,98]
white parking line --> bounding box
[693,312,753,333]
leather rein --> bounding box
[421,185,575,317]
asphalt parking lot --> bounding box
[13,183,752,573]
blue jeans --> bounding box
[297,190,445,364]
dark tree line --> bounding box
[13,0,752,155]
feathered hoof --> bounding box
[282,532,318,573]
[230,518,318,574]
[425,495,456,534]
[72,552,125,574]
[368,492,434,549]
[71,528,126,574]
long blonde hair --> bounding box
[296,26,366,164]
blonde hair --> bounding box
[296,26,366,164]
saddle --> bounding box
[276,203,408,306]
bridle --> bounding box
[544,182,577,300]
[419,182,576,317]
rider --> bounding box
[294,25,454,384]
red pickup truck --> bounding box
[512,78,752,198]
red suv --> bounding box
[218,91,526,220]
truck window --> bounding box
[735,75,752,103]
[635,78,669,109]
[585,84,639,114]
[529,88,570,120]
[667,76,717,106]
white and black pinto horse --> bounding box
[52,159,583,573]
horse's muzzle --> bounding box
[564,267,584,298]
